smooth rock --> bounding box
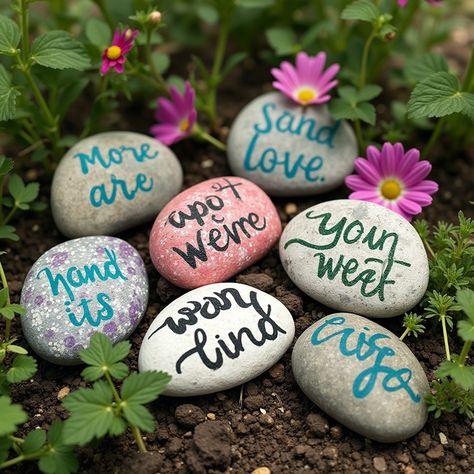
[138,283,295,396]
[292,313,429,442]
[51,132,183,237]
[227,92,357,196]
[149,176,281,289]
[21,236,148,365]
[279,199,429,317]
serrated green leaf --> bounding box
[62,380,124,444]
[152,52,170,75]
[6,344,27,355]
[0,64,19,121]
[0,436,11,464]
[408,72,474,120]
[31,31,91,70]
[265,27,297,56]
[235,0,274,8]
[121,371,171,405]
[457,288,474,323]
[0,396,27,436]
[338,85,358,103]
[85,18,110,49]
[122,403,155,432]
[39,420,79,474]
[22,429,46,454]
[0,155,13,175]
[357,84,382,102]
[0,287,7,307]
[436,359,474,390]
[405,53,449,82]
[7,304,25,315]
[6,355,37,383]
[0,307,15,319]
[458,320,474,342]
[341,0,379,22]
[0,225,18,241]
[0,15,20,54]
[329,97,376,125]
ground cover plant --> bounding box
[0,0,473,472]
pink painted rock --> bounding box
[149,177,281,288]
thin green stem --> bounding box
[354,119,364,153]
[0,447,48,469]
[421,235,436,259]
[459,340,472,367]
[399,327,410,341]
[104,371,121,404]
[3,205,18,226]
[145,28,168,93]
[194,126,226,151]
[462,45,474,92]
[93,0,115,31]
[0,176,4,223]
[440,312,451,361]
[0,260,11,342]
[422,117,446,160]
[19,0,29,62]
[130,424,147,453]
[359,28,377,90]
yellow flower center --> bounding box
[296,87,317,104]
[106,45,122,60]
[179,118,190,132]
[380,179,402,200]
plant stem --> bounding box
[399,327,410,341]
[440,312,451,361]
[421,235,436,259]
[93,0,115,31]
[462,45,474,92]
[0,260,11,342]
[130,424,147,453]
[0,447,47,469]
[422,117,445,160]
[359,27,377,90]
[354,119,364,152]
[104,371,121,403]
[19,0,29,63]
[194,126,226,151]
[145,28,168,93]
[459,340,472,366]
[3,205,18,226]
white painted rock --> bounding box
[51,132,183,237]
[20,236,148,365]
[292,313,429,443]
[138,283,295,396]
[227,92,357,196]
[279,199,429,317]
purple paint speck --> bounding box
[64,336,75,348]
[45,329,55,339]
[103,321,117,336]
[129,302,140,325]
[127,267,136,275]
[50,251,68,268]
[34,295,44,306]
[119,242,135,258]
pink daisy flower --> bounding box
[271,51,340,106]
[345,142,438,221]
[398,0,441,6]
[150,81,197,146]
[101,27,138,75]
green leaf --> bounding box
[436,359,474,390]
[0,155,13,176]
[85,18,111,49]
[457,288,474,323]
[152,52,170,74]
[6,355,37,383]
[0,287,7,307]
[0,396,27,436]
[121,371,171,405]
[357,84,383,102]
[196,4,219,24]
[31,31,91,70]
[39,420,79,474]
[22,429,46,454]
[79,332,131,380]
[0,65,19,121]
[7,304,25,315]
[0,225,18,241]
[221,52,247,80]
[122,403,155,432]
[405,53,449,82]
[0,15,21,55]
[235,0,274,8]
[329,97,376,125]
[62,380,125,445]
[0,436,12,464]
[341,0,379,23]
[6,344,28,355]
[265,27,297,56]
[0,307,15,319]
[458,320,474,342]
[408,72,474,120]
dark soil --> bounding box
[3,55,474,474]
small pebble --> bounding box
[285,203,298,215]
[439,432,448,445]
[207,413,216,420]
[57,387,70,400]
[373,456,387,472]
[201,159,214,168]
[251,468,271,474]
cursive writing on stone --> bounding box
[311,316,421,402]
[284,211,411,301]
[148,287,287,373]
[243,102,341,183]
[73,143,158,207]
[36,248,127,327]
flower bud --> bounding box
[125,28,133,40]
[385,31,396,41]
[148,11,162,24]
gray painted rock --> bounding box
[138,283,295,396]
[21,236,148,365]
[51,132,183,237]
[292,313,429,443]
[227,92,357,196]
[279,199,429,317]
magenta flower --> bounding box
[398,0,441,6]
[271,51,340,106]
[150,81,197,145]
[345,142,438,221]
[101,27,138,75]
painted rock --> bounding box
[138,283,295,396]
[279,199,429,317]
[227,92,357,196]
[20,236,148,365]
[51,132,183,238]
[149,176,281,289]
[292,313,429,443]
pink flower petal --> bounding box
[354,159,381,185]
[404,161,432,186]
[345,175,375,191]
[386,201,412,221]
[380,142,396,176]
[403,191,433,206]
[349,190,381,201]
[410,180,439,194]
[398,148,420,177]
[366,145,382,173]
[398,198,422,216]
[150,124,185,145]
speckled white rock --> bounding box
[279,199,429,317]
[227,92,357,196]
[292,313,429,443]
[51,132,183,238]
[138,283,295,396]
[20,236,148,365]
